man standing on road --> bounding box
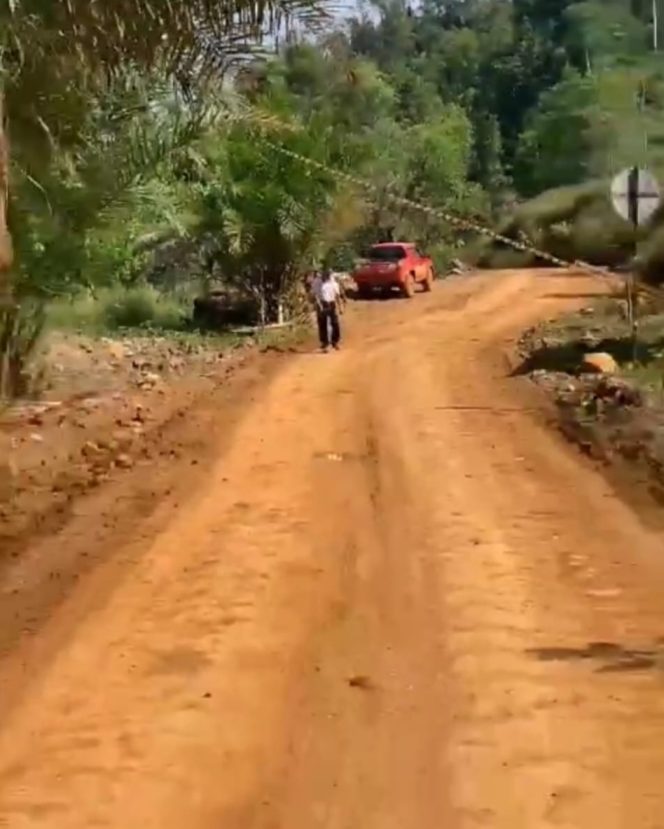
[311,269,344,352]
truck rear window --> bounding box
[369,246,407,262]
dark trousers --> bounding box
[316,302,340,348]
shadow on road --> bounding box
[527,640,664,673]
[349,292,405,302]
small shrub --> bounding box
[427,242,456,275]
[47,294,105,331]
[102,285,185,330]
[48,286,188,333]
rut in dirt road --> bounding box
[1,271,664,829]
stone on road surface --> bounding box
[1,270,664,828]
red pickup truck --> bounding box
[353,243,434,298]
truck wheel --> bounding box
[422,269,434,292]
[356,285,371,300]
[402,273,415,298]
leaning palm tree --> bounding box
[0,0,333,291]
[0,91,10,275]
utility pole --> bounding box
[627,166,639,361]
[654,0,659,50]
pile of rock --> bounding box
[591,375,643,408]
[580,352,618,375]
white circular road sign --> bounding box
[611,166,660,226]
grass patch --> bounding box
[102,285,186,330]
[622,360,664,401]
[47,286,309,355]
[48,285,190,334]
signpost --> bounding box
[610,166,661,360]
[611,167,660,226]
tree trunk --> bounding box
[0,89,13,299]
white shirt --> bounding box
[312,274,340,304]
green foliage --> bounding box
[514,71,611,194]
[0,0,333,396]
[47,286,188,332]
[5,0,664,397]
[635,225,664,284]
[190,120,342,321]
[101,285,187,330]
[564,1,648,70]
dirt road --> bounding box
[2,270,664,828]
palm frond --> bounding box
[221,207,253,255]
[2,0,338,83]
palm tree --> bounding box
[0,0,333,396]
[0,91,10,277]
[0,0,333,287]
[192,113,339,323]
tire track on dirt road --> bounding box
[253,271,664,829]
[1,270,664,828]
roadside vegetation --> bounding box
[2,0,664,400]
[517,291,664,498]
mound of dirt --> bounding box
[516,298,664,499]
[0,333,255,562]
[39,331,238,401]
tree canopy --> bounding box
[3,0,664,395]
